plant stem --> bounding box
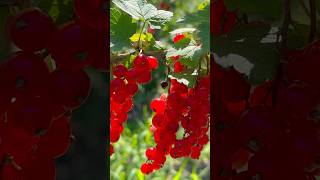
[137,21,147,51]
[299,0,311,17]
[309,0,317,42]
[281,0,291,54]
[273,0,292,108]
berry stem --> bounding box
[137,21,147,51]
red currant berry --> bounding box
[7,8,56,52]
[150,98,166,113]
[173,33,185,43]
[48,22,95,70]
[147,56,158,70]
[134,54,148,69]
[140,163,153,174]
[50,69,91,109]
[113,64,128,78]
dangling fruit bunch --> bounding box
[0,0,106,178]
[110,54,159,155]
[140,75,210,174]
[212,40,320,179]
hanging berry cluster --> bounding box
[213,1,320,178]
[213,42,320,178]
[110,54,159,155]
[0,0,106,179]
[140,76,210,174]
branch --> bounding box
[280,0,292,55]
[309,0,317,42]
[273,0,292,108]
[299,0,311,17]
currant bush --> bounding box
[110,0,210,177]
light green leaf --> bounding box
[169,28,197,35]
[166,43,202,66]
[169,69,198,88]
[112,0,173,25]
[110,8,137,51]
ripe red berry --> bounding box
[5,51,50,98]
[50,69,91,109]
[147,27,155,34]
[134,54,148,69]
[147,56,158,70]
[140,163,153,174]
[48,22,95,70]
[7,8,56,52]
[150,98,166,113]
[113,64,128,78]
[173,33,185,43]
[74,0,107,29]
[136,69,152,84]
[173,61,184,72]
[36,115,71,158]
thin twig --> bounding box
[299,0,311,17]
[272,0,292,108]
[309,0,317,42]
[280,0,292,54]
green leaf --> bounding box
[169,28,196,34]
[129,33,154,43]
[37,0,73,24]
[112,0,173,26]
[182,4,210,52]
[213,22,280,85]
[166,41,203,68]
[172,37,191,49]
[169,69,198,88]
[110,8,137,51]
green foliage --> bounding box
[182,4,210,52]
[213,22,279,85]
[112,0,173,29]
[37,0,74,24]
[110,8,137,51]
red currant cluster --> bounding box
[110,54,159,155]
[0,0,106,178]
[213,41,320,179]
[211,0,237,35]
[140,76,210,174]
